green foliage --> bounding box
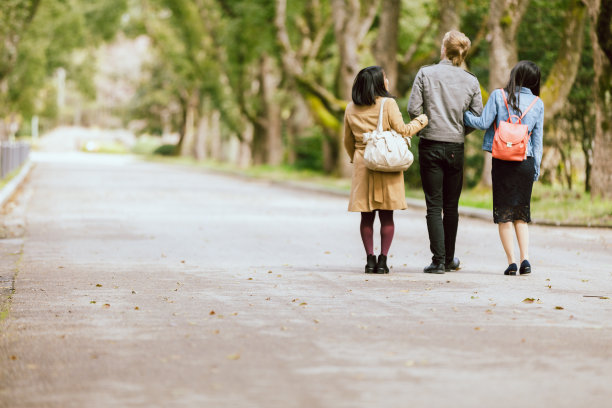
[293,127,324,171]
[153,144,178,156]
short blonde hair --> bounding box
[442,30,471,66]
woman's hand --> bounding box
[415,114,428,126]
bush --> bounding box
[153,144,178,156]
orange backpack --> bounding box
[492,89,540,161]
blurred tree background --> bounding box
[1,0,611,198]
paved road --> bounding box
[1,152,611,408]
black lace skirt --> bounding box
[491,157,535,223]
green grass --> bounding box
[0,166,26,190]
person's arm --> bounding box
[407,69,424,120]
[343,113,355,163]
[532,103,544,181]
[388,99,428,138]
[463,89,498,130]
[465,82,484,135]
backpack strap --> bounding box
[500,88,511,117]
[520,96,540,120]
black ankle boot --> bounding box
[365,254,377,274]
[375,255,389,274]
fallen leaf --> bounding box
[582,279,589,282]
[452,307,458,312]
[471,296,478,299]
[213,329,220,334]
[545,278,550,281]
[102,304,110,308]
[474,327,482,331]
[95,284,102,287]
[324,251,331,254]
[268,270,272,273]
[485,309,493,314]
[232,312,238,316]
[132,290,136,294]
[134,306,140,310]
[280,326,288,331]
[299,302,307,306]
[247,278,253,280]
[226,353,240,360]
[180,260,185,263]
[10,355,17,360]
[209,310,216,315]
[405,360,415,367]
[90,301,96,304]
[313,319,319,324]
[523,298,535,303]
[400,289,410,293]
[555,306,564,310]
[601,296,609,300]
[265,297,270,301]
[547,285,552,289]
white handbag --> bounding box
[362,98,414,172]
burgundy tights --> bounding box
[360,210,394,256]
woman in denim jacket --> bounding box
[464,61,544,276]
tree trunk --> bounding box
[332,0,378,177]
[479,0,530,187]
[179,90,198,157]
[437,0,462,45]
[209,110,223,161]
[194,114,208,161]
[540,0,587,121]
[586,0,612,198]
[373,0,400,95]
[238,121,254,169]
[260,53,283,166]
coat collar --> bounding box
[518,86,533,95]
[439,59,453,66]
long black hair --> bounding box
[503,60,541,115]
[351,66,394,106]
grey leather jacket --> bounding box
[407,60,483,143]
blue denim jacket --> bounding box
[463,87,544,181]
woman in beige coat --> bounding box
[344,66,428,274]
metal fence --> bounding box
[1,142,30,179]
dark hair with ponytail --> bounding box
[503,60,541,115]
[351,66,394,106]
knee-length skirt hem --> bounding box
[491,157,535,224]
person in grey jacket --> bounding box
[408,30,483,274]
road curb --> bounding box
[0,161,33,209]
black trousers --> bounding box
[418,139,464,264]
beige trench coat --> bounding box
[344,97,428,212]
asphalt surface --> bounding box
[1,152,611,408]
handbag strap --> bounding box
[376,98,387,132]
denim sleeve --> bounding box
[407,69,424,119]
[464,89,498,130]
[465,82,484,135]
[532,103,545,181]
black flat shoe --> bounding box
[445,257,461,272]
[375,255,389,274]
[365,254,377,274]
[519,260,531,275]
[424,263,445,274]
[504,263,518,276]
